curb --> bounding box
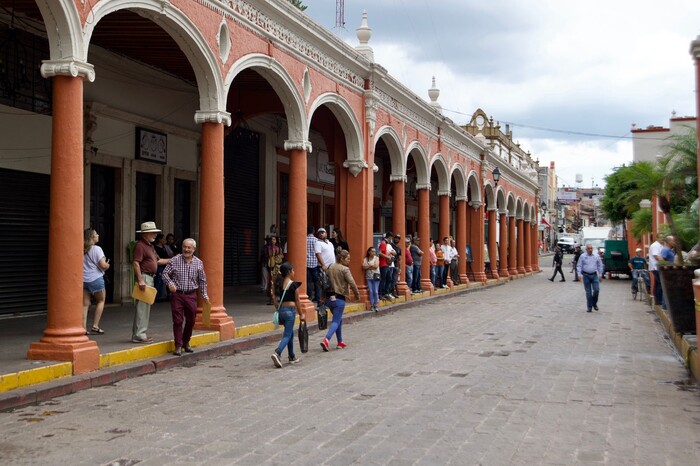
[0,277,516,412]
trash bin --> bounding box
[604,240,630,278]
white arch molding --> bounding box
[86,0,227,119]
[309,93,365,176]
[374,126,404,177]
[406,142,429,187]
[430,153,450,193]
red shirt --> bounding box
[133,238,159,274]
[404,247,413,266]
[378,240,391,267]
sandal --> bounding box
[90,326,105,335]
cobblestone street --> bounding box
[2,271,699,465]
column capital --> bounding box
[390,174,407,183]
[437,190,451,197]
[487,206,498,212]
[416,183,431,191]
[499,209,508,216]
[455,195,468,202]
[343,159,369,177]
[41,59,95,82]
[284,140,313,152]
[468,200,482,210]
[195,110,232,126]
[691,35,700,58]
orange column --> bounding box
[438,194,451,286]
[470,202,487,283]
[508,214,517,276]
[517,217,526,274]
[418,187,433,293]
[392,177,409,298]
[498,211,509,278]
[524,221,532,273]
[531,223,540,271]
[27,70,100,374]
[286,146,315,320]
[487,209,499,279]
[345,163,373,307]
[456,197,469,285]
[194,119,235,339]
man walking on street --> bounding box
[132,221,170,343]
[648,233,664,309]
[576,243,604,312]
[548,246,565,282]
[162,238,209,356]
[306,226,320,306]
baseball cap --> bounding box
[385,231,394,238]
[317,227,326,233]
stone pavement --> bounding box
[1,270,700,465]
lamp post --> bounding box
[492,167,501,186]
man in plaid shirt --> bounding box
[162,238,209,356]
[306,225,320,306]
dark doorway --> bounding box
[224,127,260,286]
[0,168,49,315]
[135,172,157,228]
[90,164,116,302]
[173,178,192,243]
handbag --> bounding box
[298,320,309,353]
[273,280,292,328]
[372,272,380,281]
[317,304,328,330]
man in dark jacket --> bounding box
[572,245,583,282]
[548,247,565,282]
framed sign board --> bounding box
[136,127,167,164]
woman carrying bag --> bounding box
[270,262,304,368]
[320,250,360,351]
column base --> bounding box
[498,269,510,278]
[421,278,434,294]
[297,294,316,322]
[525,266,533,273]
[459,273,470,285]
[473,272,488,283]
[397,281,410,299]
[195,305,236,340]
[489,271,500,280]
[517,267,526,274]
[27,339,100,375]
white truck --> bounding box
[581,227,613,253]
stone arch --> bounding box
[226,54,307,145]
[374,126,404,176]
[37,0,85,61]
[429,153,450,193]
[496,187,507,212]
[309,93,364,170]
[483,183,496,210]
[466,170,482,205]
[515,198,524,219]
[449,164,468,199]
[88,0,226,115]
[506,193,516,216]
[406,142,429,186]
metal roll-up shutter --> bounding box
[224,128,261,286]
[0,168,49,315]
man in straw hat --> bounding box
[132,221,170,343]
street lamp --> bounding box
[639,199,652,209]
[492,167,501,187]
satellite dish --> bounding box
[575,174,583,184]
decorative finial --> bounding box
[428,76,441,112]
[356,11,374,61]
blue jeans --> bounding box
[390,267,398,294]
[405,265,413,291]
[307,266,321,304]
[379,266,391,295]
[325,297,345,343]
[275,306,297,359]
[582,273,600,310]
[652,270,665,308]
[632,270,650,292]
[367,278,380,306]
[412,264,422,291]
[435,265,444,286]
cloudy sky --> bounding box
[302,0,699,188]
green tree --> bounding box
[602,128,697,263]
[288,0,308,11]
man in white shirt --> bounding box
[315,228,336,271]
[648,234,664,308]
[441,236,453,287]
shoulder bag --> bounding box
[273,280,292,328]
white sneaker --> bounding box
[289,356,301,364]
[271,353,282,368]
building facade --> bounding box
[0,1,539,373]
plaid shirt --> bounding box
[307,234,318,268]
[162,254,209,300]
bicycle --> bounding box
[631,270,650,303]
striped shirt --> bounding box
[307,234,319,268]
[162,254,209,300]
